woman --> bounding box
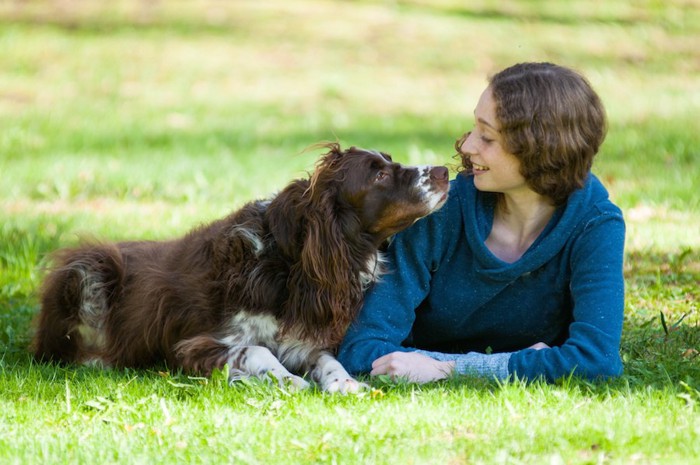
[337,62,626,383]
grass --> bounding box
[1,370,698,464]
[0,0,699,463]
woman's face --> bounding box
[459,87,531,197]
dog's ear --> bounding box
[277,144,365,346]
[282,187,359,347]
[307,143,344,198]
[267,143,346,258]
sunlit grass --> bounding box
[1,1,698,243]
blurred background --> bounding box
[1,0,698,247]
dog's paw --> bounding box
[264,371,311,391]
[322,376,369,394]
[284,374,312,391]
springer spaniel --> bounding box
[33,143,449,393]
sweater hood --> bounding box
[455,173,610,283]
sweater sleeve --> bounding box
[337,202,452,375]
[507,206,626,382]
[414,349,512,380]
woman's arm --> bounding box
[337,200,454,374]
[507,206,626,381]
[385,207,625,384]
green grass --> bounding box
[1,369,698,464]
[1,0,699,463]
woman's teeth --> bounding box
[472,163,489,171]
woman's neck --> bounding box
[485,192,556,263]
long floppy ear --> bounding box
[281,145,363,347]
[266,143,344,259]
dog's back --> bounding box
[33,195,285,368]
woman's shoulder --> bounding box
[578,175,625,226]
[562,176,626,256]
[451,173,474,196]
[434,175,480,226]
[522,174,624,266]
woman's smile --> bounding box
[471,162,490,173]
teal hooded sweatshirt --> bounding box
[338,173,626,382]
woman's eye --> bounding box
[480,136,493,144]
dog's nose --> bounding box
[429,166,448,181]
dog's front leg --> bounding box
[229,346,310,390]
[309,351,368,394]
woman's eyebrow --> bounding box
[477,117,498,130]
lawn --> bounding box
[1,1,698,463]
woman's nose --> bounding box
[461,131,475,154]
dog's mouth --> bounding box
[420,166,449,212]
[427,189,449,212]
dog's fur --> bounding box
[32,144,449,392]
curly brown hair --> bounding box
[456,62,607,206]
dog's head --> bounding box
[308,143,449,243]
[268,143,449,346]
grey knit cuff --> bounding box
[414,349,512,381]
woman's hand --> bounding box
[370,351,455,383]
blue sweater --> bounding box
[338,173,626,382]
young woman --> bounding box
[337,62,626,383]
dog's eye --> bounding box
[375,171,388,182]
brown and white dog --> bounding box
[32,143,449,393]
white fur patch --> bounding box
[77,268,108,329]
[359,251,387,290]
[75,267,109,357]
[220,311,280,349]
[228,225,265,257]
[76,324,107,354]
[213,312,314,388]
[416,165,447,210]
[219,312,316,373]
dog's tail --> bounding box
[32,244,124,364]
